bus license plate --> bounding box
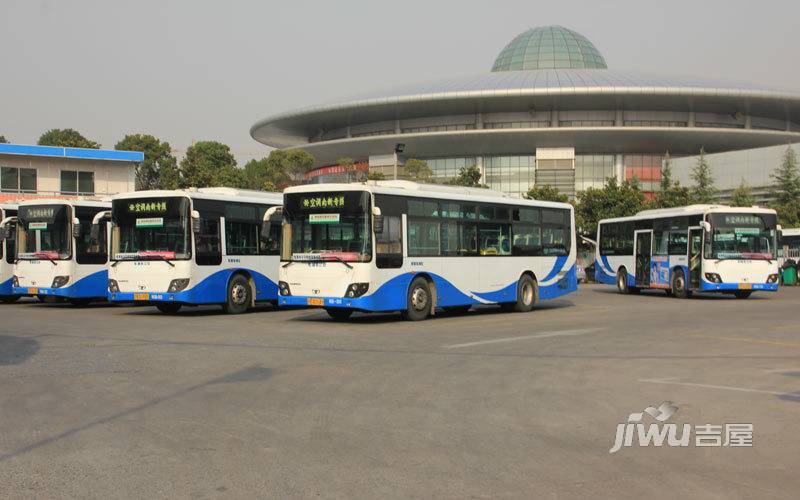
[28,288,38,295]
[739,283,752,290]
[134,293,150,301]
[307,297,324,306]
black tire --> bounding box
[402,277,432,321]
[156,303,182,314]
[1,295,20,304]
[508,274,536,313]
[734,290,752,299]
[443,305,471,315]
[69,298,91,306]
[36,294,47,302]
[616,268,639,294]
[223,274,251,314]
[325,308,353,320]
[671,268,690,299]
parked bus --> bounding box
[595,205,780,299]
[106,188,283,314]
[779,228,800,266]
[276,181,577,320]
[0,204,19,302]
[7,199,111,304]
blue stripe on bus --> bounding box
[109,268,278,305]
[14,269,108,299]
[278,267,578,312]
[0,277,13,296]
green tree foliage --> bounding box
[115,134,179,190]
[730,180,756,207]
[575,177,645,235]
[771,147,800,226]
[279,149,315,182]
[367,171,386,181]
[690,148,716,203]
[660,151,672,192]
[236,149,315,190]
[446,165,484,187]
[38,128,100,149]
[178,141,238,188]
[403,158,433,182]
[525,184,569,203]
[0,135,7,143]
[651,182,693,209]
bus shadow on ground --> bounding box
[589,286,770,300]
[292,299,575,324]
[119,303,280,317]
[0,335,40,365]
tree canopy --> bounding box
[0,135,7,144]
[178,141,238,188]
[403,158,433,182]
[115,134,179,190]
[730,180,756,207]
[770,146,800,226]
[446,165,484,187]
[690,148,716,203]
[575,177,645,235]
[38,128,100,149]
[525,184,569,203]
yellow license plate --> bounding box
[134,293,150,301]
[307,297,324,306]
[739,283,752,290]
[28,287,38,295]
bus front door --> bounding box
[634,230,652,288]
[688,228,702,289]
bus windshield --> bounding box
[708,213,777,260]
[112,197,191,260]
[282,191,372,262]
[17,204,71,260]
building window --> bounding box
[559,120,615,127]
[423,157,477,182]
[575,155,615,192]
[484,155,536,197]
[484,121,551,129]
[1,166,37,193]
[624,155,662,194]
[401,124,475,134]
[60,170,95,195]
[624,120,687,127]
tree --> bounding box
[367,171,385,181]
[661,151,673,192]
[690,148,716,203]
[282,149,315,182]
[238,153,291,191]
[651,182,693,209]
[525,184,569,203]
[178,141,238,188]
[730,179,756,207]
[0,135,7,143]
[337,157,366,182]
[446,165,484,187]
[115,134,179,190]
[403,158,433,182]
[770,146,800,207]
[38,128,100,149]
[575,177,645,235]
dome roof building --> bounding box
[251,26,800,198]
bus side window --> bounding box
[196,217,222,266]
[376,215,402,268]
[76,208,108,265]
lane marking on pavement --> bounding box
[691,334,800,349]
[442,328,599,349]
[639,377,793,397]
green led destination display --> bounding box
[128,201,168,214]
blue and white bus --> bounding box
[106,188,283,314]
[0,204,19,302]
[276,181,577,320]
[595,205,780,299]
[9,199,111,304]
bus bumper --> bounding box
[13,285,105,299]
[278,294,394,312]
[699,281,779,292]
[109,291,182,303]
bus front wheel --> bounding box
[617,269,638,294]
[734,290,752,299]
[223,274,251,314]
[671,269,691,299]
[402,277,431,321]
[156,303,182,314]
[326,308,353,320]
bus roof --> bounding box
[0,203,18,210]
[284,181,573,211]
[16,198,111,209]
[782,228,800,237]
[599,204,777,225]
[112,188,283,205]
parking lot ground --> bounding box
[1,284,799,498]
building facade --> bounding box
[0,143,142,202]
[251,25,800,198]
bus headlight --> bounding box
[704,273,722,284]
[52,276,70,288]
[108,279,119,293]
[345,283,369,298]
[278,281,291,296]
[167,279,190,293]
[767,274,779,283]
[12,275,18,287]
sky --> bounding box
[2,0,799,164]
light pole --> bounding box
[393,143,405,180]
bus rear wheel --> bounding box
[671,268,691,299]
[507,274,536,313]
[734,290,752,299]
[156,303,182,314]
[402,277,431,321]
[223,275,251,314]
[325,308,353,320]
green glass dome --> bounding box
[491,26,607,71]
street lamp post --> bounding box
[393,143,405,180]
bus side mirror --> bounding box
[372,206,384,234]
[0,217,16,241]
[72,217,82,239]
[191,210,201,234]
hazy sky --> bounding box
[2,0,799,164]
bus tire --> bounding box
[510,274,537,313]
[1,295,20,304]
[402,277,431,321]
[69,298,91,306]
[326,308,353,320]
[156,303,182,314]
[671,268,690,299]
[734,290,752,299]
[617,268,639,295]
[443,305,471,314]
[223,274,251,314]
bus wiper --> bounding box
[36,252,58,266]
[146,254,175,267]
[321,255,353,269]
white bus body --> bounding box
[0,204,19,302]
[11,199,111,302]
[107,188,282,314]
[595,205,780,298]
[278,181,578,320]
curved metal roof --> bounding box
[251,69,800,148]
